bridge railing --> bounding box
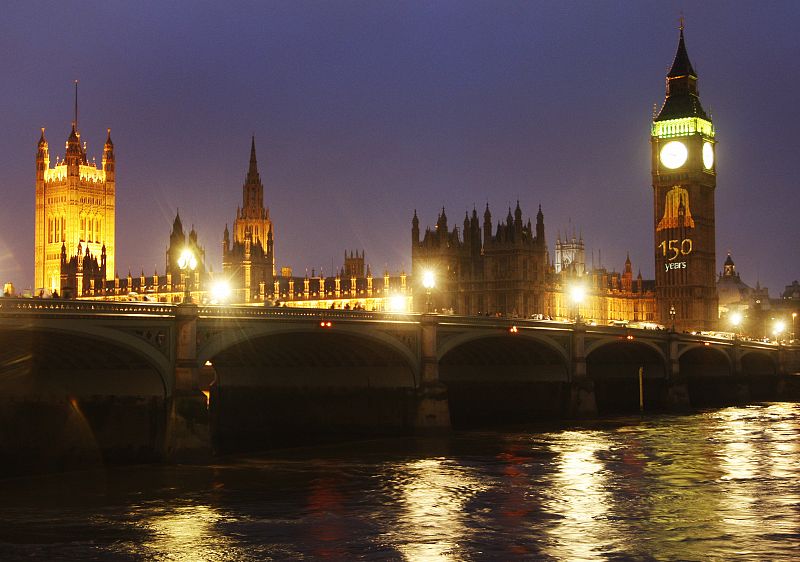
[0,297,174,316]
[0,298,792,351]
[196,305,419,323]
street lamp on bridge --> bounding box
[669,304,676,332]
[177,248,198,304]
[773,320,786,343]
[422,270,436,313]
[730,311,742,339]
[569,283,586,323]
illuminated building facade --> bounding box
[66,210,208,303]
[546,255,656,324]
[165,210,207,294]
[411,206,655,322]
[651,26,718,330]
[411,203,549,316]
[222,137,275,303]
[554,228,585,275]
[35,85,115,292]
[273,255,411,312]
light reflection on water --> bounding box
[1,403,800,561]
[390,458,486,560]
[545,431,615,561]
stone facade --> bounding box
[222,137,275,303]
[411,203,549,316]
[37,84,115,293]
[651,28,718,330]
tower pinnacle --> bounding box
[655,25,707,122]
[73,80,78,131]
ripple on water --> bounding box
[0,403,799,561]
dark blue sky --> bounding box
[1,1,798,294]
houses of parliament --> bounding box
[31,28,757,331]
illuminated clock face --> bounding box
[660,141,688,169]
[702,141,714,169]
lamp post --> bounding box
[773,320,786,344]
[669,304,676,332]
[177,248,198,304]
[730,311,742,339]
[422,270,435,313]
[792,312,797,342]
[569,283,586,323]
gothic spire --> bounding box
[667,27,696,78]
[656,24,708,121]
[246,135,260,185]
[73,79,78,132]
[172,209,183,236]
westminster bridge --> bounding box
[1,298,799,473]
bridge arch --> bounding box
[740,350,777,376]
[437,329,569,365]
[680,343,739,406]
[679,344,732,377]
[585,336,667,364]
[201,323,421,451]
[586,338,668,413]
[199,322,419,381]
[741,350,779,401]
[438,332,570,426]
[0,324,170,395]
[0,325,169,472]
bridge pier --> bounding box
[665,332,691,409]
[731,339,752,402]
[414,315,451,430]
[569,322,597,416]
[164,304,212,462]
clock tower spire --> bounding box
[651,24,718,331]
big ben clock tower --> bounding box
[651,24,718,331]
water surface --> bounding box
[2,403,799,560]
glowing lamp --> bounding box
[422,270,436,290]
[569,284,586,305]
[177,248,198,303]
[210,280,231,304]
[388,294,406,312]
[177,248,198,272]
[730,312,742,327]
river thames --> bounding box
[1,402,798,561]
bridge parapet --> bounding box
[0,297,174,316]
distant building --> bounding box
[273,251,411,312]
[547,254,656,324]
[717,253,755,316]
[411,203,549,316]
[554,228,585,275]
[222,137,275,303]
[67,210,208,303]
[410,206,655,323]
[36,84,115,293]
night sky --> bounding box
[1,1,798,294]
